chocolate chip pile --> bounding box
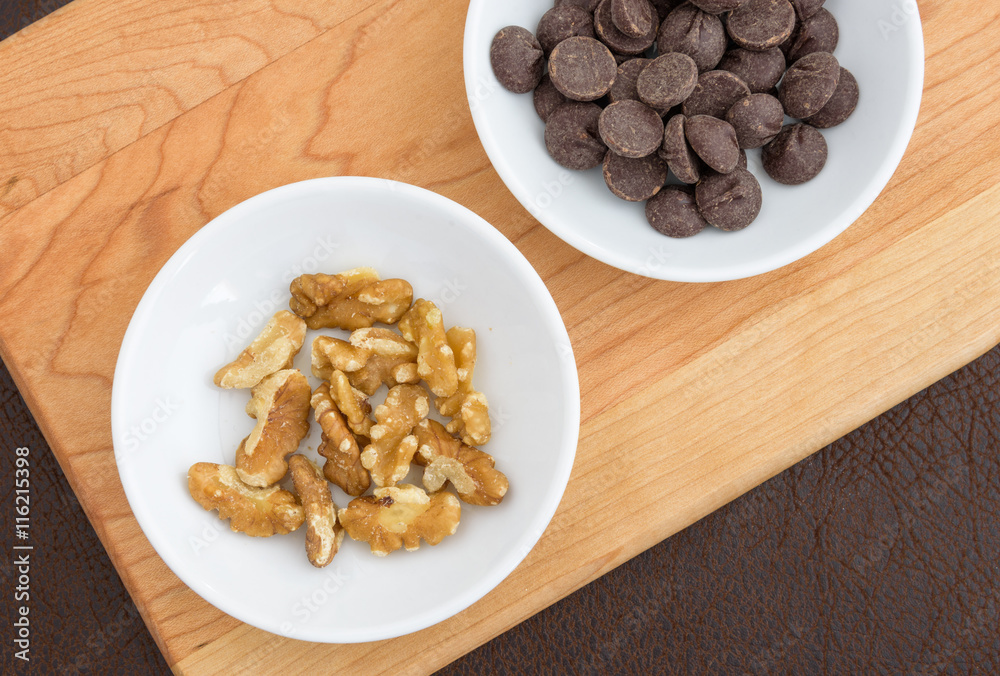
[490,0,859,237]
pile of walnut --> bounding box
[186,267,509,567]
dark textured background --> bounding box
[2,2,999,674]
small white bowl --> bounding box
[111,178,580,643]
[465,0,924,282]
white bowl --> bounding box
[464,0,924,282]
[111,178,580,643]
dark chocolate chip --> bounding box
[685,115,740,174]
[786,7,838,61]
[725,93,784,148]
[651,0,685,22]
[656,3,727,72]
[491,26,545,94]
[790,0,824,20]
[762,122,827,184]
[718,48,786,93]
[727,0,796,51]
[599,100,665,157]
[603,151,669,201]
[804,67,858,128]
[688,0,746,13]
[609,58,652,102]
[645,185,708,237]
[695,167,763,231]
[548,36,618,101]
[737,148,748,169]
[636,52,699,110]
[778,17,800,60]
[544,102,608,170]
[537,6,596,55]
[594,0,659,55]
[660,114,702,184]
[682,70,751,119]
[779,51,840,119]
[534,74,570,122]
[556,0,602,11]
[611,0,657,38]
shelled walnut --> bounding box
[312,382,370,497]
[326,370,374,438]
[312,329,419,396]
[288,455,344,568]
[214,311,306,389]
[187,462,304,537]
[434,327,491,446]
[234,369,312,487]
[360,384,429,487]
[338,484,461,556]
[414,420,508,506]
[311,336,368,379]
[289,267,413,331]
[398,299,458,397]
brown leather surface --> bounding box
[2,3,999,675]
[0,0,63,33]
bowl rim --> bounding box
[111,176,581,643]
[463,2,925,282]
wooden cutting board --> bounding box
[2,0,999,672]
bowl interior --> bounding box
[464,0,924,281]
[111,178,579,643]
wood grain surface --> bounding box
[1,0,999,673]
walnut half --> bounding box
[311,329,419,396]
[288,455,344,568]
[214,311,307,389]
[338,484,461,556]
[360,384,429,487]
[289,267,413,331]
[434,327,491,446]
[327,370,374,438]
[312,382,370,497]
[346,328,420,395]
[414,420,508,506]
[398,299,458,397]
[235,369,312,487]
[187,462,304,537]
